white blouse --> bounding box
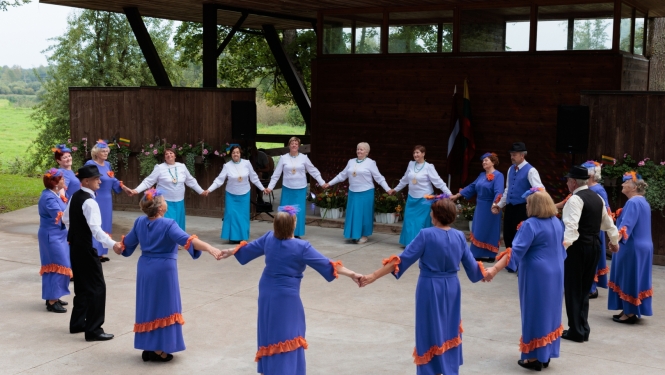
[268,153,325,190]
[394,161,452,198]
[208,159,264,196]
[134,162,203,202]
[328,158,390,192]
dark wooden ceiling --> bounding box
[40,0,664,28]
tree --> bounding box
[30,10,181,169]
[0,0,29,11]
[573,19,611,50]
[647,18,665,90]
[173,23,315,106]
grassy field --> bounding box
[256,123,306,150]
[0,173,43,214]
[0,99,37,167]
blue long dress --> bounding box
[460,170,505,258]
[388,227,485,375]
[37,189,71,300]
[589,184,610,293]
[506,216,566,363]
[85,160,123,256]
[60,169,81,200]
[121,216,202,353]
[608,196,653,317]
[233,232,341,375]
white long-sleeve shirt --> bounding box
[134,162,203,202]
[496,160,544,208]
[328,158,391,192]
[62,187,117,250]
[394,161,452,198]
[562,185,619,249]
[208,159,264,195]
[268,153,325,190]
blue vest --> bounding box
[507,163,533,205]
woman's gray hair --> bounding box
[633,179,648,195]
[587,165,602,181]
[357,142,370,153]
[139,195,164,217]
[90,144,109,159]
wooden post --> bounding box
[529,4,538,52]
[217,13,248,57]
[123,7,172,87]
[612,0,621,52]
[202,3,218,88]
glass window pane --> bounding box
[388,10,453,53]
[634,10,645,55]
[323,16,352,54]
[537,3,614,51]
[620,3,633,52]
[461,7,530,52]
[356,14,382,54]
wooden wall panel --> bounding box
[621,55,649,91]
[69,87,256,218]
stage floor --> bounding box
[1,206,663,374]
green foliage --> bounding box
[374,190,405,214]
[0,99,38,172]
[285,106,306,127]
[573,19,611,50]
[29,10,182,171]
[0,0,29,12]
[389,24,452,53]
[0,173,43,214]
[311,185,347,209]
[459,199,476,221]
[602,154,665,213]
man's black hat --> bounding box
[565,165,590,180]
[509,142,527,152]
[77,164,102,180]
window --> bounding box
[460,7,530,52]
[355,14,382,54]
[323,16,352,54]
[634,10,645,55]
[388,10,453,53]
[537,3,614,51]
[620,3,633,52]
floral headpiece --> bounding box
[480,152,497,161]
[521,187,545,199]
[581,160,601,169]
[622,171,642,182]
[51,144,72,154]
[225,143,241,154]
[143,188,163,201]
[44,168,63,178]
[423,193,451,203]
[278,205,300,216]
[95,139,108,149]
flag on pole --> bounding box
[447,86,459,160]
[460,79,475,183]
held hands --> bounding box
[609,243,620,253]
[219,248,235,259]
[201,190,210,197]
[360,273,377,287]
[209,248,223,260]
[350,272,362,287]
[321,183,330,189]
[112,242,123,255]
[386,189,395,196]
[491,205,500,215]
[482,267,497,282]
[263,188,272,195]
[450,194,460,201]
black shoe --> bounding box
[561,330,584,343]
[543,360,550,368]
[294,236,301,239]
[45,299,68,306]
[228,240,240,245]
[46,301,67,313]
[486,257,495,263]
[85,333,114,341]
[517,359,543,371]
[99,257,110,262]
[613,315,638,324]
[589,290,599,299]
[612,311,625,319]
[142,351,151,362]
[149,351,173,362]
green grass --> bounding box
[0,99,38,166]
[256,122,305,150]
[0,173,44,213]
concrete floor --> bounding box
[1,205,664,375]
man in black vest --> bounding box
[561,165,619,342]
[63,165,122,341]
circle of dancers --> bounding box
[36,140,654,374]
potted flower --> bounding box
[601,153,665,212]
[192,140,214,168]
[107,139,131,174]
[460,199,476,231]
[138,141,162,178]
[314,185,347,219]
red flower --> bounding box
[107,171,115,178]
[487,174,495,181]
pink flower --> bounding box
[214,150,219,156]
[141,149,144,152]
[153,150,158,155]
[623,153,627,158]
[203,149,209,155]
[178,147,182,151]
[72,147,78,151]
[661,161,665,165]
[172,144,176,149]
[645,158,650,161]
[144,152,149,156]
[82,137,87,141]
[67,139,71,143]
[189,144,192,147]
[226,142,229,146]
[149,144,154,148]
[638,161,645,166]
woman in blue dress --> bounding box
[53,144,80,200]
[115,189,222,362]
[607,172,653,324]
[450,152,504,261]
[389,145,452,246]
[361,197,487,375]
[38,168,71,313]
[485,188,566,371]
[220,205,361,375]
[581,161,611,298]
[85,140,133,261]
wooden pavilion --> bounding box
[42,0,665,263]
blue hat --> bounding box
[52,144,72,154]
[95,139,108,149]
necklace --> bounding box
[232,160,243,182]
[167,165,178,184]
[353,158,366,177]
[412,161,425,184]
[289,153,298,174]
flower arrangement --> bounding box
[602,153,665,213]
[106,140,131,174]
[312,185,348,209]
[459,198,476,221]
[138,141,161,178]
[374,190,405,216]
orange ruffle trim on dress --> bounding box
[255,336,308,362]
[615,207,622,219]
[594,266,610,283]
[494,194,502,204]
[477,261,488,277]
[55,211,63,224]
[469,233,499,254]
[119,181,124,188]
[330,260,343,279]
[134,312,185,333]
[608,281,653,306]
[516,221,523,231]
[382,255,401,275]
[519,325,564,354]
[39,264,73,278]
[413,323,464,365]
[232,240,248,255]
[60,194,68,203]
[496,248,512,265]
[618,226,629,241]
[184,235,198,250]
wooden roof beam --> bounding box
[123,7,172,87]
[217,12,248,57]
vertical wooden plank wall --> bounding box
[581,91,665,265]
[69,87,256,218]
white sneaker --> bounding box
[357,237,368,244]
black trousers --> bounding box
[564,240,601,341]
[503,203,527,248]
[70,247,107,338]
